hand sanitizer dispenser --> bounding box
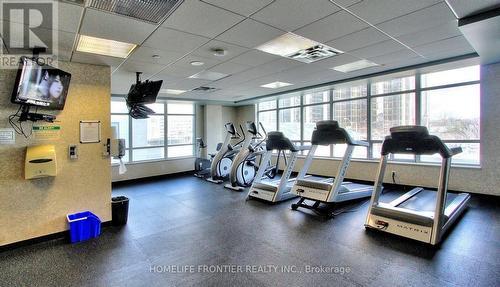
[25,144,57,179]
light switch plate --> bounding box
[69,145,78,159]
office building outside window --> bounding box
[256,60,481,166]
[111,99,195,163]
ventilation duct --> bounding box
[86,0,183,24]
[288,45,342,63]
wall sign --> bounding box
[80,121,101,144]
[32,125,61,141]
[0,128,16,144]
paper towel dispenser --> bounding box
[25,144,57,179]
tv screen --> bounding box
[11,57,72,110]
[127,80,163,105]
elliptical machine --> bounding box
[206,123,244,184]
[224,122,267,191]
[194,138,222,179]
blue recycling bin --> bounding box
[66,211,101,243]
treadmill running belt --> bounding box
[398,189,459,213]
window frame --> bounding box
[111,97,196,164]
[256,61,481,167]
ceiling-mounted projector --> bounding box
[126,72,163,119]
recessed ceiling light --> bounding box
[160,89,186,95]
[261,81,293,89]
[189,70,229,81]
[332,60,379,73]
[256,32,342,63]
[76,35,136,58]
[190,61,204,66]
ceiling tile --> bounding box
[117,60,166,78]
[156,64,206,79]
[143,27,209,53]
[202,0,273,16]
[376,2,456,38]
[251,0,341,31]
[396,20,462,47]
[229,50,280,66]
[72,51,124,67]
[446,0,500,18]
[330,0,364,7]
[1,1,83,33]
[347,0,441,25]
[294,11,368,43]
[162,0,244,38]
[111,71,136,94]
[173,54,223,70]
[326,27,391,52]
[127,46,183,65]
[1,21,76,58]
[349,40,407,59]
[216,58,302,86]
[313,53,363,68]
[413,35,475,57]
[80,9,156,44]
[368,49,420,65]
[424,46,478,62]
[168,78,213,90]
[57,2,84,33]
[209,61,252,74]
[190,39,249,60]
[216,19,283,49]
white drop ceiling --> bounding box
[1,0,497,103]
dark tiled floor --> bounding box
[1,174,499,287]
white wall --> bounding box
[204,105,223,154]
[239,62,500,195]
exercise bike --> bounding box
[194,138,222,179]
[224,122,267,191]
[206,123,244,184]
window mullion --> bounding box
[367,80,372,159]
[164,102,168,159]
[415,72,422,163]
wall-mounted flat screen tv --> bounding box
[11,57,72,110]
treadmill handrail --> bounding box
[351,140,369,147]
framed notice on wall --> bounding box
[80,121,101,143]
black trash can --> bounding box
[111,196,129,226]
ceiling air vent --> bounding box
[191,86,218,93]
[288,45,342,63]
[87,0,183,24]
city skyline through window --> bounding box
[257,62,481,165]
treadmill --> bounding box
[365,126,470,245]
[290,120,374,217]
[247,131,310,203]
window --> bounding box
[111,99,196,163]
[279,108,301,141]
[256,60,480,165]
[370,93,416,140]
[333,99,368,140]
[371,75,415,95]
[304,104,330,141]
[304,89,329,104]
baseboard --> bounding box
[112,170,194,187]
[0,220,113,253]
